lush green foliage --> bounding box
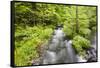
[72,35,91,56]
[15,25,53,66]
[14,2,97,66]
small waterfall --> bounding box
[42,25,87,64]
[38,26,96,64]
[32,25,97,65]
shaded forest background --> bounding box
[14,2,97,66]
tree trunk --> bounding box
[76,6,79,33]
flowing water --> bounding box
[32,26,97,65]
[41,26,89,65]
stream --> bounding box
[32,25,97,65]
[42,25,88,65]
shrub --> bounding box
[15,25,53,66]
[72,35,91,56]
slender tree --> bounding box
[76,6,79,34]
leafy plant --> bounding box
[72,35,91,56]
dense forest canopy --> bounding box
[14,2,97,66]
